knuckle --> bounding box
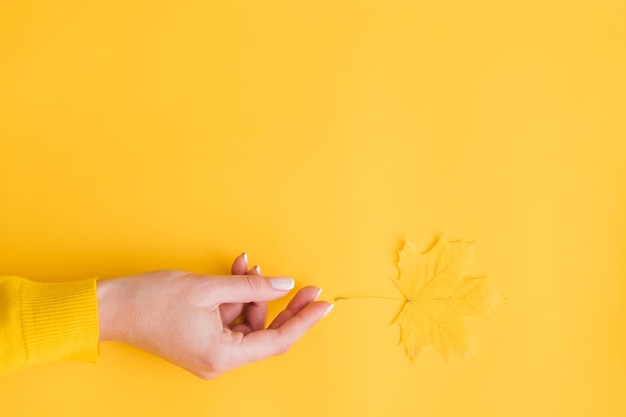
[199,350,227,375]
[274,337,291,356]
[276,344,290,356]
[196,370,218,380]
[243,276,262,294]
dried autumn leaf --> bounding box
[394,236,500,361]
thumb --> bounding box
[209,275,295,304]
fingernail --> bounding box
[270,277,294,291]
[322,304,334,318]
[242,252,248,263]
[254,265,261,275]
[315,288,323,301]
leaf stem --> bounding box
[334,295,403,302]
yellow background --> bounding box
[1,1,625,416]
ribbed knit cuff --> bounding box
[20,278,99,367]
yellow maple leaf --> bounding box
[394,236,500,361]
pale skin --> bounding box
[96,253,333,379]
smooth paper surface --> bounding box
[1,1,625,416]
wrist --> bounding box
[96,279,121,342]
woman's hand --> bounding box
[96,254,332,379]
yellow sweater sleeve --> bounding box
[0,276,99,376]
